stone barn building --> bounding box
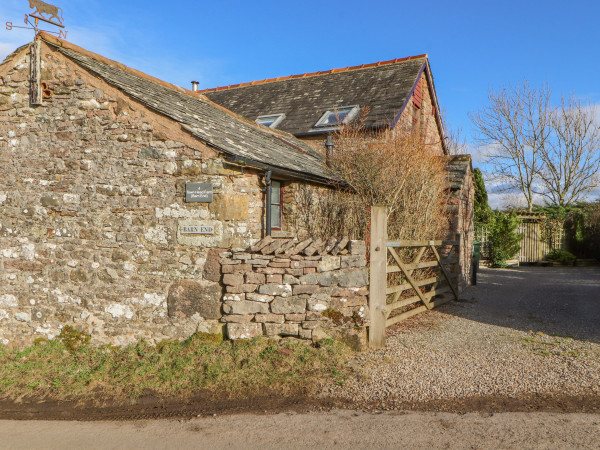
[0,34,473,347]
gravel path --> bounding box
[332,266,600,407]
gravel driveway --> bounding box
[331,266,600,409]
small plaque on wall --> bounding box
[185,183,213,203]
[180,225,215,235]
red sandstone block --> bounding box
[266,274,283,284]
[293,285,319,295]
[303,268,316,275]
[226,284,258,294]
[222,264,252,274]
[285,268,304,277]
[223,273,244,286]
[245,272,266,284]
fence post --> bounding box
[369,205,387,349]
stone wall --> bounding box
[446,156,475,291]
[218,236,369,348]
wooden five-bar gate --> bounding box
[369,206,460,349]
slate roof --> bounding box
[38,34,333,184]
[202,56,430,136]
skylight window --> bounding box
[256,114,285,128]
[314,106,359,128]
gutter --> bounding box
[223,154,338,186]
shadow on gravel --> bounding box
[445,266,600,344]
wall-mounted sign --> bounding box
[180,225,215,235]
[185,183,213,203]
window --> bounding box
[256,114,285,128]
[314,106,359,128]
[270,180,282,230]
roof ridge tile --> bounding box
[196,54,428,93]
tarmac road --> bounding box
[2,410,600,449]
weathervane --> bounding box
[5,0,68,39]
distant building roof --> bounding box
[202,55,444,140]
[38,33,334,184]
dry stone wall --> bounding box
[219,236,369,348]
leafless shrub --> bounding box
[293,186,367,240]
[330,117,450,241]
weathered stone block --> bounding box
[283,274,299,285]
[167,280,222,319]
[223,273,244,286]
[246,293,273,303]
[257,267,286,275]
[270,297,307,314]
[317,271,338,287]
[299,273,318,285]
[225,284,257,294]
[139,147,161,159]
[221,315,254,323]
[223,300,269,315]
[285,268,304,277]
[266,274,283,284]
[318,256,341,272]
[307,293,331,312]
[348,240,366,255]
[246,259,269,266]
[293,285,319,295]
[299,329,312,340]
[227,323,263,340]
[258,284,292,297]
[337,269,368,288]
[263,323,299,337]
[223,293,244,302]
[340,255,367,269]
[222,263,252,274]
[285,313,305,322]
[203,248,224,282]
[301,260,319,268]
[254,313,285,323]
[302,320,321,330]
[268,261,290,268]
[233,252,253,260]
[305,311,323,321]
[245,271,266,284]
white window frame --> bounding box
[313,105,360,129]
[256,113,286,128]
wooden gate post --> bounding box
[369,206,387,349]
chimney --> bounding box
[191,81,199,92]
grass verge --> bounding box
[0,330,353,405]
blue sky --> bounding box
[1,0,599,206]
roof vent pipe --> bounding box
[324,135,335,167]
[191,81,199,92]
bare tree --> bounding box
[536,96,600,206]
[470,81,552,211]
